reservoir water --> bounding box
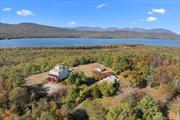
[0,38,180,48]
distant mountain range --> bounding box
[75,26,175,34]
[0,22,179,40]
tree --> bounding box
[77,88,91,103]
[112,59,128,74]
[0,80,12,108]
[99,82,116,97]
[106,102,135,120]
[158,83,176,102]
[75,72,87,85]
[106,92,144,120]
[70,57,80,67]
[64,85,80,108]
[91,85,102,98]
[66,72,87,86]
[66,73,76,85]
[103,56,112,67]
[81,100,107,120]
[119,70,143,87]
[9,87,30,113]
[23,99,62,120]
[112,54,134,74]
[68,109,89,120]
[137,95,165,120]
[139,65,154,87]
[69,56,95,67]
[0,108,21,120]
[68,85,80,100]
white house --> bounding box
[48,65,70,82]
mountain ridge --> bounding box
[74,26,175,34]
[0,22,179,40]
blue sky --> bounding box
[0,0,180,34]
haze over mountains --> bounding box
[0,23,180,40]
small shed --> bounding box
[100,75,119,84]
[94,67,106,72]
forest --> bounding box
[0,45,180,120]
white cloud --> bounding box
[16,9,35,16]
[152,8,166,14]
[68,21,76,26]
[96,3,107,9]
[146,16,157,22]
[2,8,12,12]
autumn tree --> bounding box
[9,87,30,113]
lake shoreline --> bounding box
[1,44,180,50]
